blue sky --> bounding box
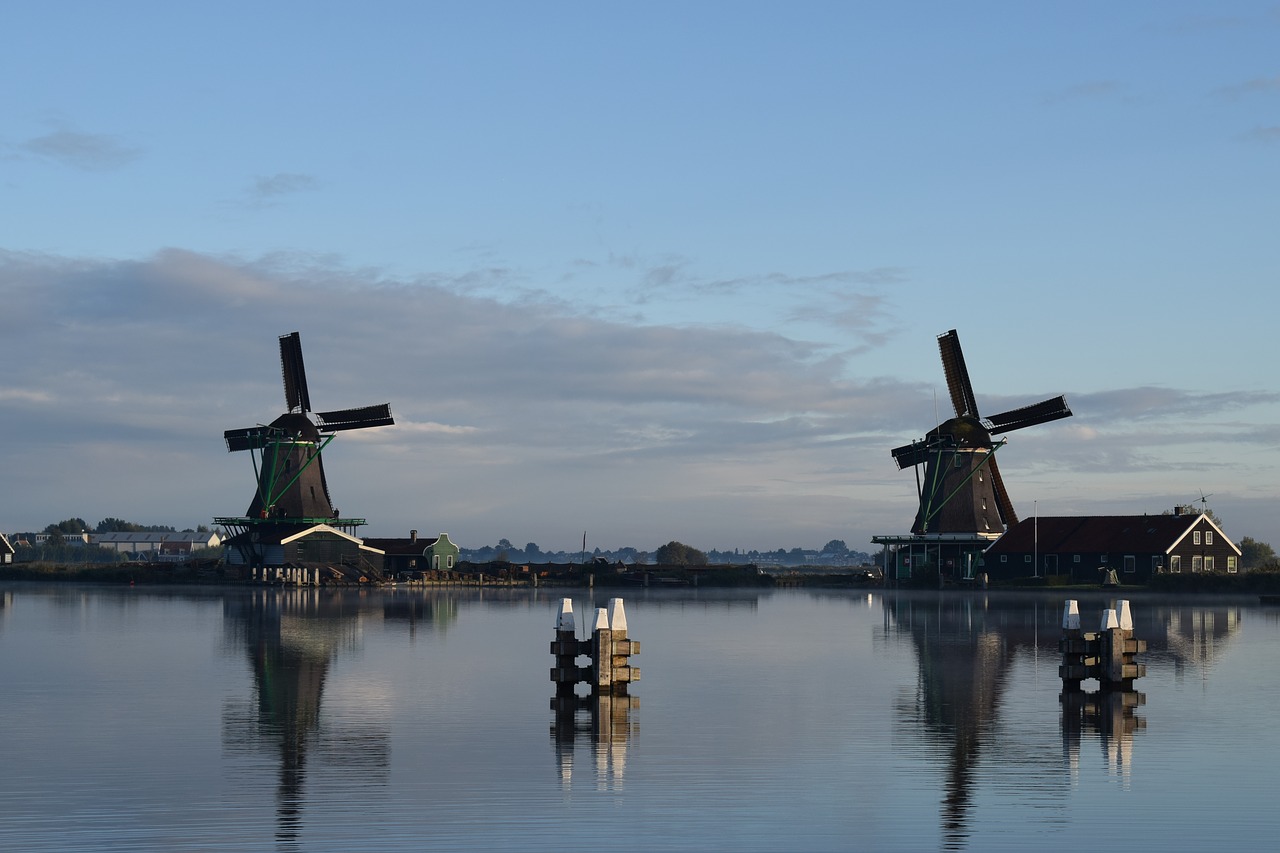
[3,1,1279,553]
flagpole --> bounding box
[1033,500,1039,579]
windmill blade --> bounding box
[938,329,979,418]
[987,454,1018,526]
[891,433,957,469]
[891,441,933,470]
[315,403,395,432]
[224,426,274,452]
[984,395,1072,434]
[279,331,312,414]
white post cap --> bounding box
[608,598,628,633]
[1100,608,1120,630]
[557,598,575,632]
[594,608,610,631]
[1062,600,1080,630]
[1117,600,1133,631]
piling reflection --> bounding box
[1061,690,1146,787]
[881,592,1246,848]
[551,694,638,789]
[221,589,393,850]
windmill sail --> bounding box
[280,332,312,414]
[315,404,395,432]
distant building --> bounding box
[984,507,1241,583]
[361,530,460,577]
[92,531,223,562]
[1,532,14,564]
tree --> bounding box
[98,517,150,533]
[655,541,708,566]
[1239,537,1277,569]
[822,539,849,554]
[524,542,540,557]
[46,518,89,535]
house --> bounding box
[984,507,1241,583]
[361,530,460,578]
[1,533,14,564]
[222,523,387,581]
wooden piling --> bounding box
[551,596,640,709]
[550,598,593,712]
[1059,598,1145,695]
[605,598,639,696]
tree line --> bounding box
[7,518,217,564]
[459,537,874,566]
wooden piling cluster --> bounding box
[550,597,640,714]
[253,566,323,585]
[1058,599,1147,693]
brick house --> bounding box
[984,507,1241,583]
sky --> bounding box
[3,1,1279,554]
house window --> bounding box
[1205,556,1215,572]
[1192,555,1203,572]
[1044,554,1058,573]
[1206,531,1214,545]
[1024,555,1032,563]
[1171,555,1181,573]
[446,554,454,569]
[1073,555,1081,563]
[1194,530,1201,545]
[433,554,440,570]
[1123,555,1136,574]
[1000,555,1007,563]
[1228,556,1238,574]
[1100,554,1108,563]
[1152,556,1164,573]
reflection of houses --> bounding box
[984,508,1241,583]
[361,530,460,578]
[92,530,223,561]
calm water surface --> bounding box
[0,583,1277,851]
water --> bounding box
[1,584,1277,851]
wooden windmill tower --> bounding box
[216,332,394,571]
[891,329,1072,538]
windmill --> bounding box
[891,329,1071,537]
[222,332,394,523]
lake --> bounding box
[1,583,1277,851]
